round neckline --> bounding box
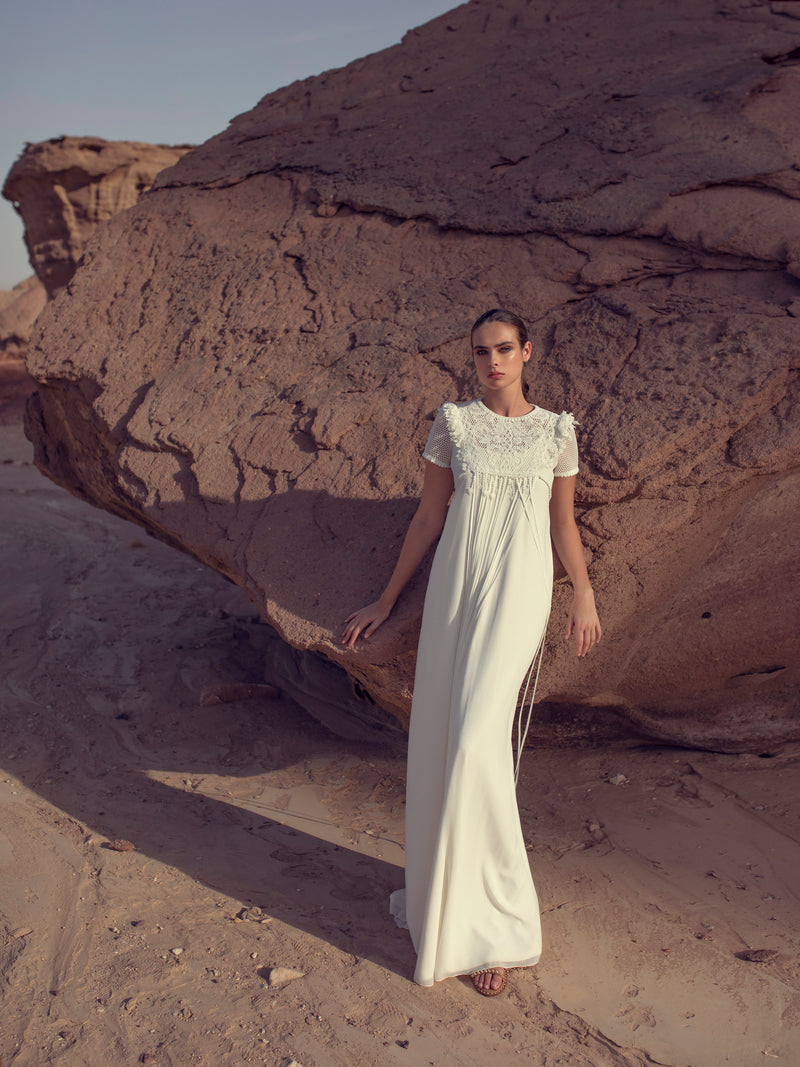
[477,398,538,420]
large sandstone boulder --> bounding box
[23,0,800,751]
[3,137,193,297]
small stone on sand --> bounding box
[237,905,272,923]
[734,948,778,963]
[106,839,135,852]
[266,967,306,988]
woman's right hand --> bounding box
[341,600,392,647]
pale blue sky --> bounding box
[0,0,458,289]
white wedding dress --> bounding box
[390,398,578,986]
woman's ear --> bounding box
[522,341,533,363]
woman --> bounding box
[342,309,601,995]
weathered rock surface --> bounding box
[3,137,193,296]
[0,276,46,359]
[23,0,800,750]
[0,276,45,425]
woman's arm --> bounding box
[341,461,455,647]
[549,474,602,657]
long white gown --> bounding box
[390,398,579,986]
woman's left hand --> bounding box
[566,587,602,657]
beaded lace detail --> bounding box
[423,399,578,481]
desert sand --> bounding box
[1,377,799,1066]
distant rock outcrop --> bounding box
[22,0,800,750]
[3,137,193,297]
[0,276,46,359]
[0,275,45,424]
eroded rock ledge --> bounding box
[3,137,193,297]
[23,0,800,750]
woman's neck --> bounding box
[480,387,533,418]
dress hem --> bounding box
[414,953,542,987]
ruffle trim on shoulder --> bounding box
[553,410,577,451]
[553,410,579,478]
[441,401,466,451]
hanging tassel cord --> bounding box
[514,618,549,787]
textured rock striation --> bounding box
[3,137,193,297]
[23,0,800,750]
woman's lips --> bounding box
[488,372,503,379]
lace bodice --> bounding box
[423,399,578,483]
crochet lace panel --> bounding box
[423,399,578,479]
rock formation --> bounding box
[22,0,800,750]
[0,276,46,359]
[0,276,46,424]
[3,137,193,297]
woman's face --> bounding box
[472,322,532,394]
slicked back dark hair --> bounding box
[470,308,529,348]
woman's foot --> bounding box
[471,967,507,996]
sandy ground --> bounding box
[2,374,799,1067]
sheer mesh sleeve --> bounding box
[553,419,579,477]
[422,405,453,468]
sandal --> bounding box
[470,967,507,997]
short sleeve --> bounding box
[553,416,579,477]
[422,405,453,468]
